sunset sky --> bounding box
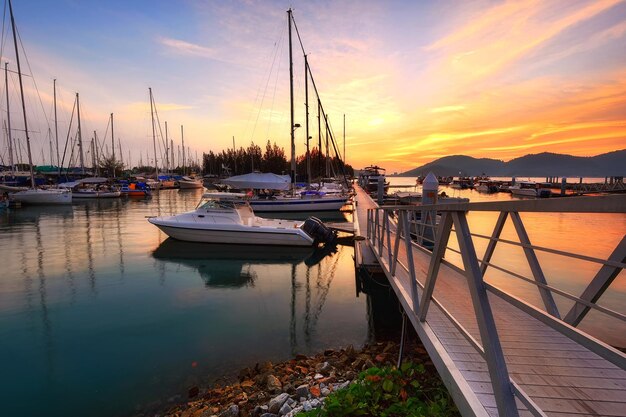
[1,0,625,173]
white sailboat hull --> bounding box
[9,189,72,205]
[149,217,314,246]
[72,191,122,199]
[249,196,348,213]
[178,180,204,189]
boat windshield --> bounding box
[197,198,240,210]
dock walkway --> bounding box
[353,185,626,417]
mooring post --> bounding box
[422,172,439,248]
[561,177,567,196]
[377,176,385,205]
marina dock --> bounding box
[353,185,626,417]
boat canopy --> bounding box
[220,172,291,190]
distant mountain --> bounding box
[397,150,626,177]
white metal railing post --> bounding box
[385,210,392,265]
[390,210,403,276]
[510,211,560,318]
[452,211,519,417]
[401,210,420,313]
[480,211,508,276]
[374,209,379,249]
[378,209,387,254]
[418,212,453,321]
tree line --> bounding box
[202,140,353,180]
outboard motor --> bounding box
[302,217,337,245]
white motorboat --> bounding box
[9,188,72,205]
[148,192,336,246]
[510,181,552,198]
[178,176,204,189]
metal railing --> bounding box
[365,194,626,417]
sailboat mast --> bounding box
[53,79,60,175]
[5,62,14,174]
[111,113,115,178]
[325,114,330,177]
[165,121,169,173]
[288,8,295,186]
[305,54,311,185]
[149,88,158,178]
[76,93,85,175]
[317,99,321,179]
[94,130,100,176]
[8,0,35,188]
[343,114,346,170]
[181,125,185,176]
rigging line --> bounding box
[59,96,76,176]
[0,0,7,67]
[98,115,110,158]
[250,23,285,143]
[265,29,284,140]
[15,24,53,135]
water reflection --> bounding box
[0,191,370,417]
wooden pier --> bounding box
[353,185,626,417]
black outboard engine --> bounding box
[302,217,337,245]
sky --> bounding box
[0,0,625,173]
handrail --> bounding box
[365,196,626,417]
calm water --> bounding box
[0,190,373,417]
[390,177,626,347]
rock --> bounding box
[268,393,289,414]
[219,404,239,417]
[315,361,330,373]
[256,361,273,373]
[362,359,375,370]
[337,380,351,390]
[266,375,282,391]
[302,401,312,412]
[252,405,268,417]
[295,384,309,399]
[260,414,278,417]
[278,402,292,416]
[286,398,296,408]
[188,386,200,398]
[291,406,303,415]
[313,373,323,380]
[323,349,334,356]
[345,370,356,380]
[321,388,330,396]
[282,383,294,394]
[309,385,321,398]
[239,367,253,381]
[310,399,320,408]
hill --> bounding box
[397,149,626,177]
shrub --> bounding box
[300,362,457,417]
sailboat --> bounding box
[222,9,349,213]
[5,0,71,205]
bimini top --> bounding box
[220,172,291,190]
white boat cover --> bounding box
[220,172,291,190]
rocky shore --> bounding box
[155,337,453,417]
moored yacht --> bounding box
[148,192,336,246]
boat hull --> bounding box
[249,197,348,213]
[510,188,537,197]
[9,189,72,205]
[72,191,122,199]
[149,218,314,246]
[178,180,204,189]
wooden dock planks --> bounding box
[352,185,626,417]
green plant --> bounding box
[300,362,457,417]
